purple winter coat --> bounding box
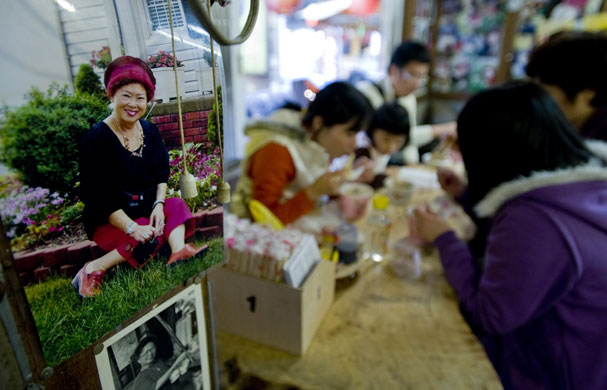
[434,144,607,390]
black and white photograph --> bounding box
[95,284,211,390]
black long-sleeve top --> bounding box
[79,120,169,238]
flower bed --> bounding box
[168,143,222,211]
[0,175,84,252]
[12,207,223,286]
[90,45,112,70]
[147,50,183,69]
[1,145,221,255]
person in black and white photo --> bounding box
[101,292,207,390]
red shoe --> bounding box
[71,262,106,298]
[167,244,209,267]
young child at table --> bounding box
[355,102,410,188]
[413,80,607,390]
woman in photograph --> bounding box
[231,81,373,224]
[131,336,190,390]
[413,81,607,389]
[73,56,206,298]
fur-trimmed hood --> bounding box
[474,141,607,218]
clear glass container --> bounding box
[364,195,391,263]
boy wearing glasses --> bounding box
[357,41,456,164]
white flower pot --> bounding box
[152,67,186,103]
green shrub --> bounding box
[0,174,22,197]
[60,200,84,225]
[74,64,106,99]
[0,84,110,195]
[206,85,222,149]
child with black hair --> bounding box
[355,102,410,188]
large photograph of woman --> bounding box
[73,56,208,297]
[0,0,224,369]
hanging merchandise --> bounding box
[431,0,507,94]
[265,0,301,14]
[346,0,380,16]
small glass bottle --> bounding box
[364,195,391,263]
[336,222,358,264]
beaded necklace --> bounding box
[112,116,145,157]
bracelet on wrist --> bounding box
[152,199,165,209]
[125,221,137,235]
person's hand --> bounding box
[131,224,155,243]
[305,171,344,201]
[150,203,165,235]
[353,156,375,183]
[169,368,181,384]
[385,165,400,176]
[412,207,452,243]
[432,121,457,139]
[437,167,467,198]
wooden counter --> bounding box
[216,188,501,390]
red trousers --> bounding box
[92,198,194,268]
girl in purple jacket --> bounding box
[414,81,607,390]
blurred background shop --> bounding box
[2,0,607,165]
[1,1,607,388]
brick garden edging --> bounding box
[13,207,223,286]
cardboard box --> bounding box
[209,259,336,355]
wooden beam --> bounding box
[496,9,521,83]
[0,221,46,383]
[402,0,418,40]
[427,0,442,108]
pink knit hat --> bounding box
[104,56,156,101]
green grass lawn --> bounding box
[25,237,223,367]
